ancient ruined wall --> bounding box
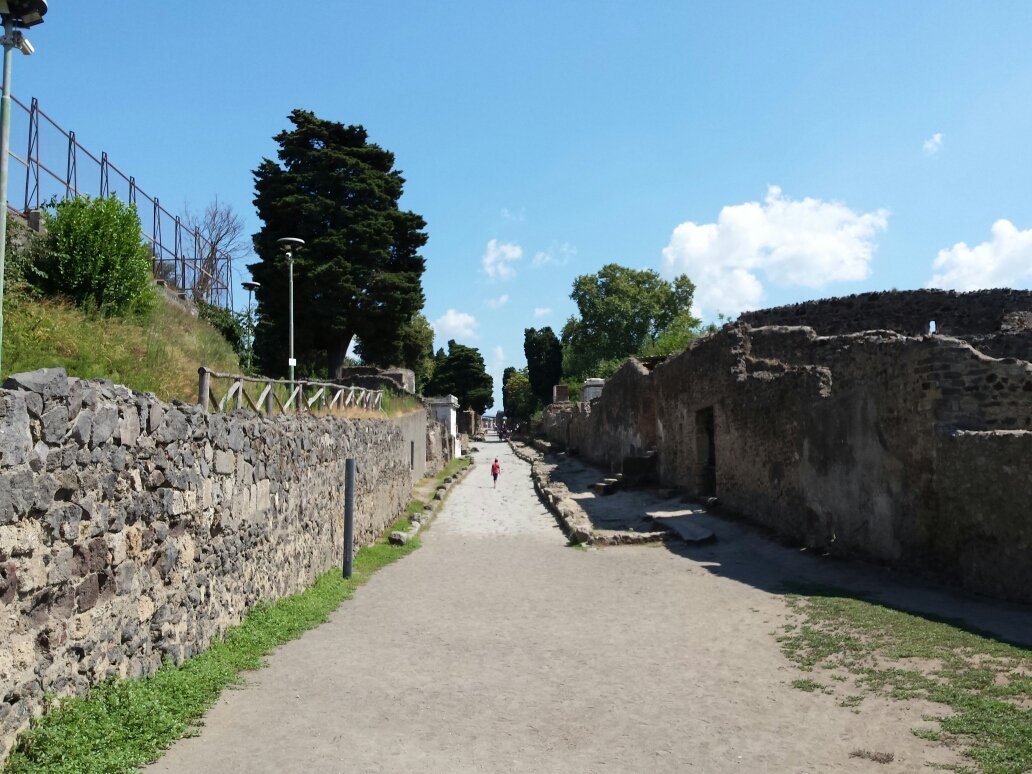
[959,331,1032,363]
[544,360,657,473]
[931,430,1032,600]
[0,369,414,761]
[544,322,1032,604]
[737,288,1032,336]
[425,413,451,472]
[650,329,837,537]
[394,408,448,482]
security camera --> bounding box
[1,28,33,55]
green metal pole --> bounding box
[0,25,13,377]
[288,250,295,390]
[246,291,254,373]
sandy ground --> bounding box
[147,438,1030,774]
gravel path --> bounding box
[147,438,1027,773]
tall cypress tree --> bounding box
[523,326,563,407]
[249,110,428,379]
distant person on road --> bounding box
[491,458,501,488]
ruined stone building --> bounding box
[543,289,1032,604]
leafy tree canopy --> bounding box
[561,263,699,380]
[249,109,428,380]
[425,340,494,414]
[523,326,562,407]
[502,367,535,422]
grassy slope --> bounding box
[2,288,241,402]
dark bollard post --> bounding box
[198,367,211,412]
[344,458,355,578]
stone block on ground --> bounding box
[649,514,716,545]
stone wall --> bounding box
[394,408,447,482]
[0,369,418,761]
[336,367,416,394]
[543,322,1032,605]
[737,288,1032,336]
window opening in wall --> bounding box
[929,320,937,334]
[695,406,716,497]
[410,441,415,470]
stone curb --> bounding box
[389,456,476,545]
[508,440,669,547]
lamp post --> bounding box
[0,0,46,376]
[276,237,304,391]
[242,279,260,373]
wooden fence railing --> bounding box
[198,367,384,415]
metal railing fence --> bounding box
[4,94,233,308]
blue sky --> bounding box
[10,2,1032,409]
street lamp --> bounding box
[242,280,260,373]
[0,0,46,376]
[276,237,304,390]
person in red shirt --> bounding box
[491,458,501,488]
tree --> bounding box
[249,109,428,379]
[523,326,562,407]
[561,263,699,379]
[185,197,247,303]
[425,340,494,414]
[502,368,536,422]
[357,312,435,392]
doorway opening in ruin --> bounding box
[695,406,716,497]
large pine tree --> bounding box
[425,340,494,414]
[249,110,428,379]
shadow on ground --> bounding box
[543,450,1032,650]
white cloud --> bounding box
[493,345,504,365]
[923,132,944,156]
[928,219,1032,290]
[485,294,509,309]
[533,307,552,318]
[500,207,525,222]
[661,186,888,315]
[432,309,479,340]
[482,239,523,280]
[532,242,577,268]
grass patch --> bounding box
[380,391,424,416]
[434,455,471,487]
[2,287,240,402]
[792,678,823,693]
[778,586,1032,774]
[850,749,894,764]
[3,520,420,774]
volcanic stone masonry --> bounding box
[0,368,436,761]
[544,289,1032,605]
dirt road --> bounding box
[148,439,1026,773]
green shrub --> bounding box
[35,196,154,315]
[195,299,246,356]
